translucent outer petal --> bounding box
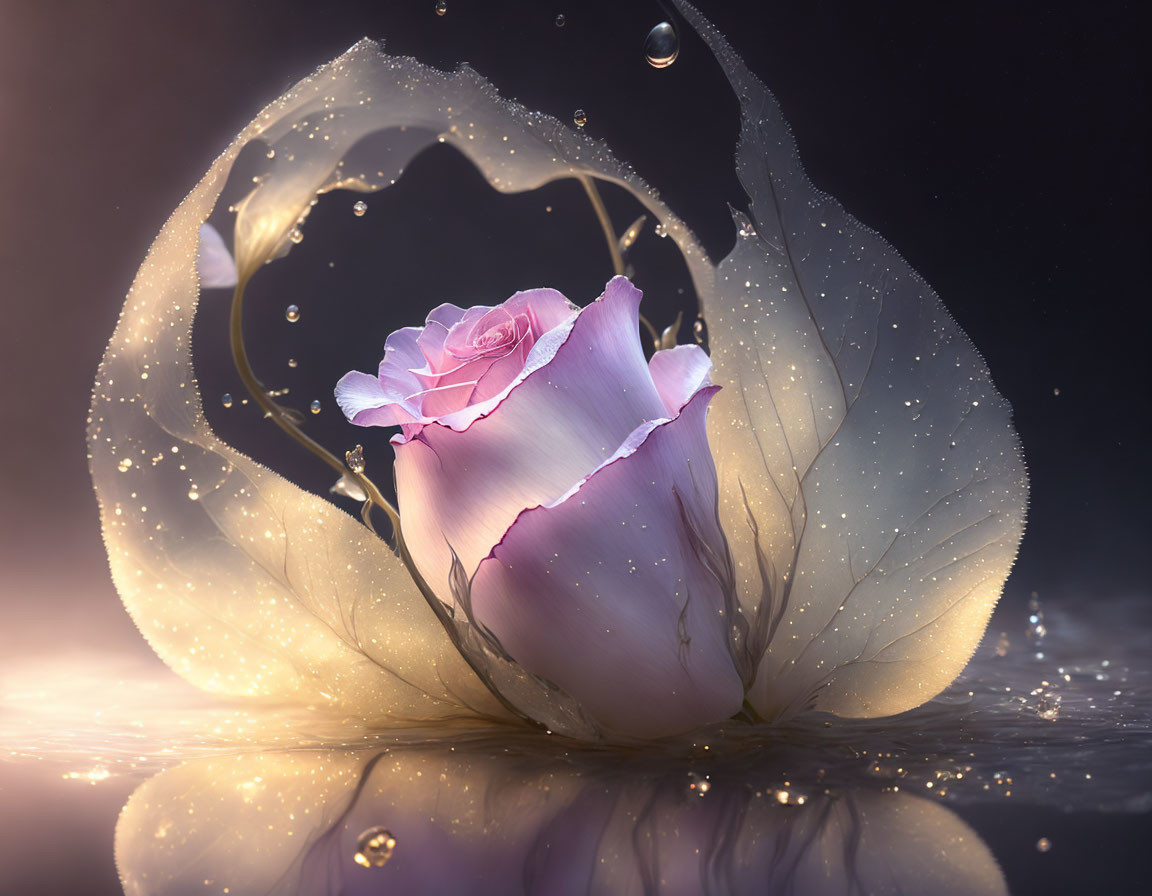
[88,53,510,725]
[672,0,1028,719]
[394,277,667,595]
[470,387,744,738]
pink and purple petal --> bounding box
[394,276,669,605]
[469,386,741,738]
[649,344,713,415]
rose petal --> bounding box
[334,370,414,428]
[470,386,742,738]
[196,223,238,289]
[394,276,667,593]
[500,287,575,337]
[649,344,713,415]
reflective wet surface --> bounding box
[3,595,1149,894]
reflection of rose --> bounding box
[116,738,1010,896]
[337,276,744,737]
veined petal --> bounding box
[470,386,743,738]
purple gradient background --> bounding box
[0,2,1146,894]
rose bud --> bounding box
[337,276,745,737]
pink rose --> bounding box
[336,276,744,737]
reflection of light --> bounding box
[775,788,807,806]
[62,766,111,785]
[0,653,378,776]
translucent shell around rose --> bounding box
[88,1,1026,737]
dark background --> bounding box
[0,1,1147,894]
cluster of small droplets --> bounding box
[686,771,710,796]
[1030,678,1062,721]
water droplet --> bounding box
[554,13,566,27]
[692,317,708,345]
[1036,837,1052,853]
[654,222,668,238]
[310,399,321,415]
[573,108,587,128]
[644,22,679,69]
[353,826,396,868]
[288,227,304,244]
[187,489,199,501]
[285,305,301,323]
[1053,387,1061,396]
[434,1,446,15]
[221,393,233,408]
[117,457,133,473]
[346,445,365,474]
[353,200,368,217]
[687,771,710,796]
[994,631,1010,657]
[287,358,298,368]
[265,147,276,159]
[1036,690,1061,721]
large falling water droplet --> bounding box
[220,393,233,408]
[434,1,447,16]
[309,399,322,415]
[554,13,566,27]
[352,200,368,217]
[572,108,587,128]
[285,305,301,323]
[353,826,396,868]
[644,22,679,69]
